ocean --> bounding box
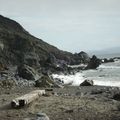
[52,55,120,87]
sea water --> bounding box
[52,59,120,87]
[83,60,120,87]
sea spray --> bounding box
[83,60,120,87]
[53,60,120,87]
[52,72,85,86]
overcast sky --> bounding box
[0,0,120,53]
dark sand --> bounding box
[0,86,120,120]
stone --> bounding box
[0,79,16,88]
[102,58,114,63]
[78,51,90,63]
[17,64,40,80]
[71,51,90,65]
[23,53,40,67]
[80,80,94,86]
[113,93,120,101]
[24,112,49,120]
[35,75,62,88]
[35,75,54,87]
[86,55,101,69]
[36,112,49,120]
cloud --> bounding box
[0,0,120,52]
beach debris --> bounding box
[80,79,94,86]
[11,90,45,108]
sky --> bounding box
[0,0,120,53]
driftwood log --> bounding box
[11,90,45,108]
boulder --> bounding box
[80,80,94,86]
[35,75,62,88]
[78,51,90,63]
[113,93,120,101]
[35,75,53,87]
[71,51,90,65]
[17,64,40,80]
[86,55,101,69]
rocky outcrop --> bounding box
[86,55,101,69]
[17,64,40,80]
[0,15,95,75]
[80,80,94,86]
[78,51,90,63]
[35,75,62,88]
[101,58,114,63]
[0,15,74,67]
[70,51,90,65]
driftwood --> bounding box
[11,90,45,108]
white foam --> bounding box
[52,72,85,86]
[93,79,120,87]
[52,72,120,87]
[99,65,120,69]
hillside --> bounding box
[0,15,74,67]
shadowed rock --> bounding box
[17,64,40,80]
[80,80,94,86]
[86,55,101,69]
[113,93,120,101]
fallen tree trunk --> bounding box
[11,90,45,108]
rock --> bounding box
[23,53,40,67]
[78,51,90,63]
[102,58,114,63]
[46,53,57,64]
[17,64,40,80]
[65,109,74,113]
[91,89,104,94]
[24,112,49,120]
[113,93,120,101]
[0,79,16,89]
[86,55,101,69]
[80,80,94,86]
[35,75,62,88]
[71,51,90,65]
[0,63,8,71]
[35,75,53,87]
[36,112,49,120]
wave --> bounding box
[93,79,120,87]
[52,72,85,86]
[98,65,120,69]
[52,72,120,87]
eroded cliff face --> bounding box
[0,15,74,67]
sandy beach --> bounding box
[0,85,120,120]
